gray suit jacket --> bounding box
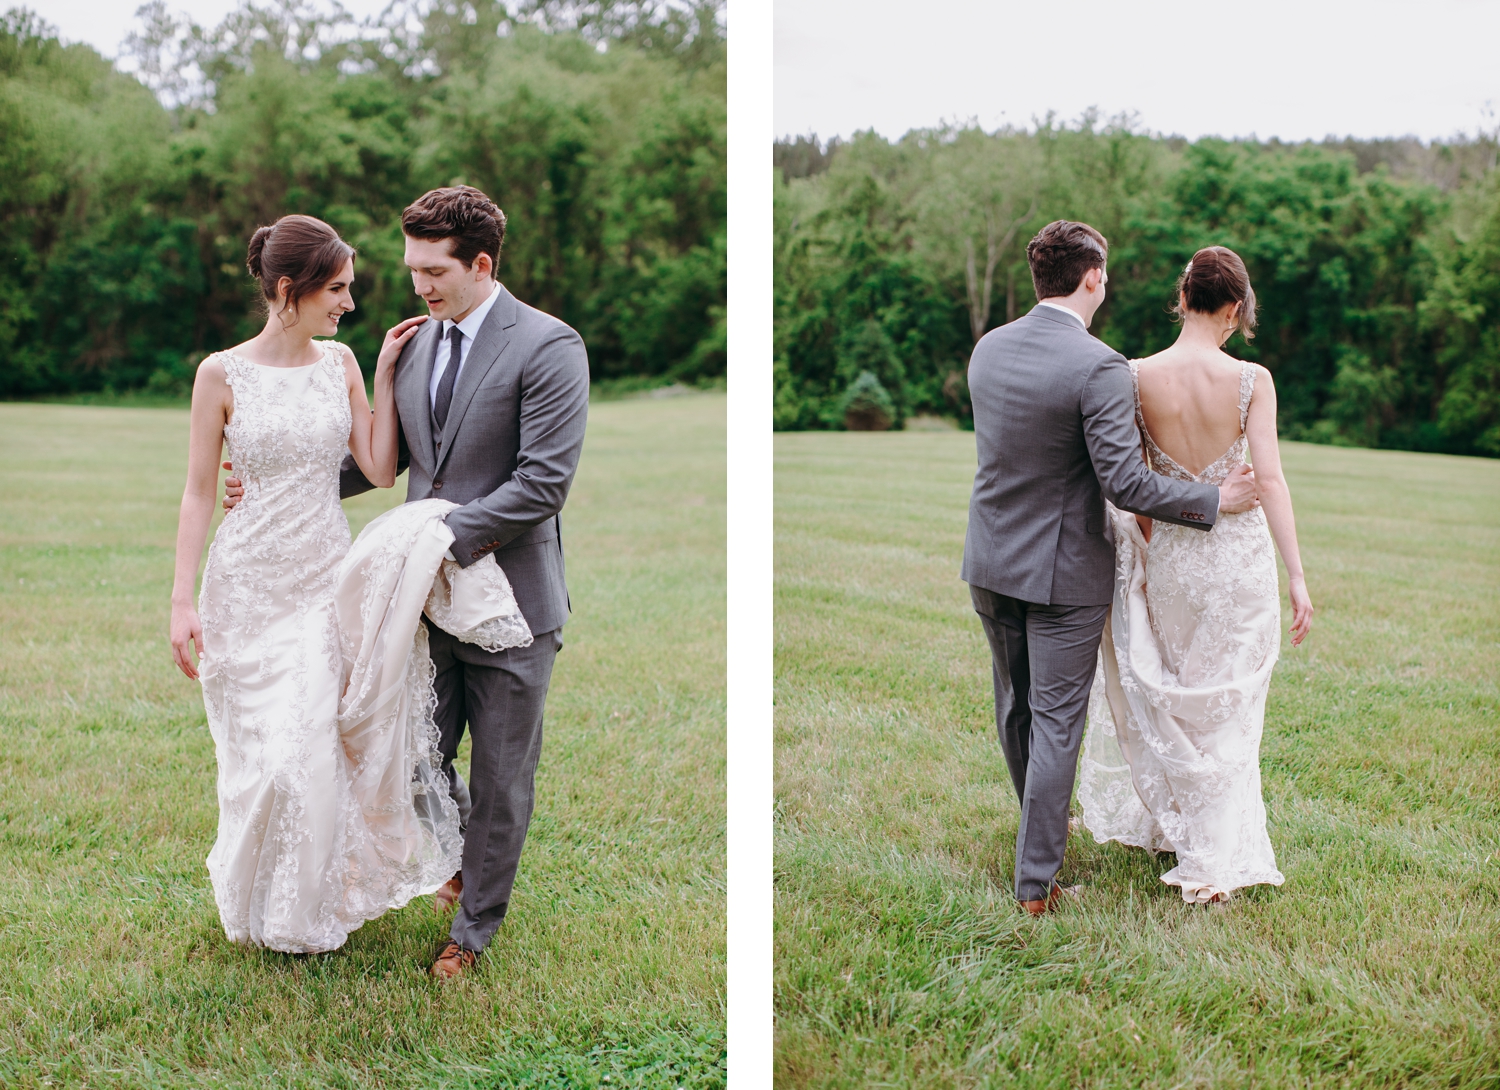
[961,306,1219,607]
[341,284,589,636]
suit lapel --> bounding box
[434,284,517,476]
[400,318,441,466]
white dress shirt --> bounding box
[429,280,502,410]
[1034,301,1087,328]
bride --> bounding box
[1078,245,1314,904]
[168,215,447,953]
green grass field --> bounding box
[774,433,1500,1089]
[0,394,725,1088]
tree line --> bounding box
[0,0,724,397]
[774,118,1500,457]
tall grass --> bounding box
[774,432,1500,1089]
[0,394,726,1088]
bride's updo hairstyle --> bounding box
[246,215,355,325]
[1175,245,1257,341]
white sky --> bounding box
[36,0,395,61]
[775,0,1500,143]
[37,0,1500,143]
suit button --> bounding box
[471,551,481,559]
[433,480,443,489]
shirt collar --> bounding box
[443,280,502,341]
[1034,301,1087,328]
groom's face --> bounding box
[404,235,494,323]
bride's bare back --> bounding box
[1135,346,1248,475]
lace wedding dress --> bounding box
[1077,360,1285,903]
[197,346,529,953]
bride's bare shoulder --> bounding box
[1215,349,1272,383]
[1130,348,1182,384]
[190,354,234,411]
[194,352,229,383]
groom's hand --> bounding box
[1217,463,1260,514]
[221,462,244,511]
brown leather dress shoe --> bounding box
[431,940,477,980]
[434,871,463,914]
[1020,885,1064,917]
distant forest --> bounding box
[0,0,724,397]
[774,118,1500,456]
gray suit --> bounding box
[342,283,589,951]
[962,305,1218,902]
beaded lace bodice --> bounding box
[211,343,353,589]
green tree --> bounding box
[909,126,1041,340]
[1423,175,1500,454]
[773,120,1489,455]
[0,0,725,396]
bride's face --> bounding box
[276,258,356,336]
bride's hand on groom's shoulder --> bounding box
[170,601,204,681]
[221,461,243,512]
[376,316,429,377]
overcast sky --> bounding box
[776,0,1500,144]
[39,0,1500,143]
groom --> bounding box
[963,220,1257,916]
[226,186,589,977]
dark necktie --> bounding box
[433,325,462,430]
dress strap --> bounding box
[210,350,242,387]
[1129,360,1152,471]
[1237,361,1255,431]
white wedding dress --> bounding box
[197,346,529,953]
[1077,360,1285,903]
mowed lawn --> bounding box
[0,394,725,1088]
[775,432,1500,1089]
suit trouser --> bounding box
[427,623,562,953]
[971,585,1108,902]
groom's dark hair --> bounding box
[1026,220,1108,300]
[402,186,507,278]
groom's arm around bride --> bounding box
[962,222,1259,607]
